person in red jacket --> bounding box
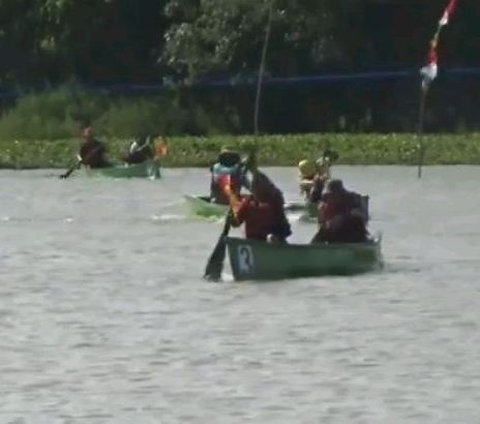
[311,179,367,243]
[226,171,291,242]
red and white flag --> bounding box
[439,0,457,26]
[420,0,458,89]
[420,46,438,88]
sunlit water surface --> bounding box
[1,166,479,423]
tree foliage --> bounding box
[0,0,166,84]
[162,0,342,82]
[1,0,480,85]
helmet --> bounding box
[219,149,240,167]
[298,159,316,177]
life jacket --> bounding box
[234,196,276,241]
[210,163,242,203]
[319,191,357,224]
[317,191,367,242]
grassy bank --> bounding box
[1,133,480,169]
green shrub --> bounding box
[0,86,237,140]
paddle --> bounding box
[59,143,105,179]
[203,208,233,282]
[59,157,82,179]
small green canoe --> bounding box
[184,194,369,221]
[82,160,161,179]
[185,195,322,219]
[226,235,382,281]
[184,195,228,218]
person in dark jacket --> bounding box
[122,135,154,164]
[78,126,111,168]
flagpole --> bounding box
[416,0,457,178]
[417,85,428,178]
[254,0,273,136]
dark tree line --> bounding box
[1,0,480,133]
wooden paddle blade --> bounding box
[59,168,74,179]
[203,213,232,281]
[203,237,228,281]
[59,160,81,179]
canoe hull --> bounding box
[83,160,161,179]
[184,195,228,218]
[185,194,369,221]
[226,236,382,281]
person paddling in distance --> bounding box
[78,126,111,168]
[154,136,168,159]
[122,135,154,164]
[298,152,333,203]
[123,135,168,165]
[311,179,368,244]
[210,147,249,205]
[308,156,332,204]
[224,170,292,243]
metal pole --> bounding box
[254,0,273,136]
[417,86,428,178]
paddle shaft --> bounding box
[59,159,82,179]
[417,85,428,179]
[59,144,104,179]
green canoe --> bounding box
[82,160,161,179]
[226,235,382,281]
[184,195,228,218]
[184,195,325,219]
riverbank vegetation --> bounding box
[1,133,479,169]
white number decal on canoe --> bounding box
[238,245,254,274]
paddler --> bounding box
[308,156,331,204]
[78,126,111,168]
[311,179,368,244]
[122,134,154,164]
[225,170,291,243]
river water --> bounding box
[1,166,479,423]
